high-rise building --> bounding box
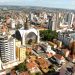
[47,16,53,30]
[16,46,26,61]
[62,13,74,28]
[15,39,21,47]
[0,58,3,70]
[0,35,16,63]
[47,15,56,31]
[11,19,16,29]
[29,13,34,21]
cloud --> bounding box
[0,0,17,3]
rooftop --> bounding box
[20,71,30,75]
[54,54,64,60]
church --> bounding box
[14,17,40,46]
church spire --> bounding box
[24,17,30,30]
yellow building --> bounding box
[48,41,57,48]
[57,40,62,48]
[15,40,21,47]
[16,46,26,61]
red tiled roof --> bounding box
[54,54,64,60]
[10,69,16,75]
[37,57,46,64]
[26,62,37,69]
[37,57,49,68]
[46,52,53,57]
[20,71,29,75]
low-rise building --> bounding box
[53,39,62,48]
[26,46,32,55]
[20,71,30,75]
[46,52,54,58]
[54,54,65,64]
[46,45,56,55]
[70,54,75,63]
[26,61,41,74]
[62,49,70,57]
[48,41,57,48]
[0,70,6,75]
[10,69,17,75]
[57,40,62,48]
[36,57,50,73]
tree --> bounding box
[36,72,42,75]
[15,61,27,72]
[40,30,58,41]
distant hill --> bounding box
[0,5,75,13]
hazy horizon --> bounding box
[0,0,75,10]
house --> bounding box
[36,57,50,73]
[46,52,54,58]
[0,70,6,75]
[10,69,17,75]
[62,49,70,57]
[54,54,65,64]
[26,61,41,74]
[48,41,57,48]
[46,45,56,55]
[20,71,29,75]
[69,54,75,63]
[57,40,62,48]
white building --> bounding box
[0,58,2,70]
[58,31,75,46]
[54,54,65,65]
[0,35,16,63]
[46,45,56,55]
[11,19,16,29]
[15,17,40,46]
[18,28,40,46]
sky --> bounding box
[0,0,75,9]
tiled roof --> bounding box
[10,69,16,75]
[54,54,64,60]
[20,71,30,75]
[26,62,38,69]
[36,57,49,69]
[46,52,53,57]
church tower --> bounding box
[24,17,30,30]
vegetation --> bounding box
[15,61,27,72]
[36,72,42,75]
[48,65,55,72]
[40,30,58,41]
[31,72,42,75]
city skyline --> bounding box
[0,0,75,10]
[0,3,75,74]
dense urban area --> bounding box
[0,6,75,75]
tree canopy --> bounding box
[40,30,58,41]
[15,61,27,72]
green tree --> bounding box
[40,30,58,41]
[15,61,27,72]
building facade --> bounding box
[0,35,16,63]
[16,46,26,61]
